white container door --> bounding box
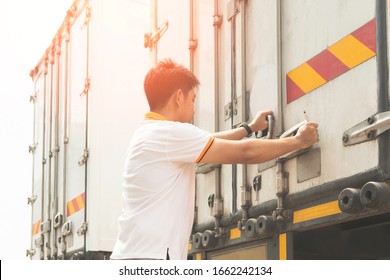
[29,69,46,260]
[64,4,90,256]
[281,0,379,194]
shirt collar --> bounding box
[144,112,168,121]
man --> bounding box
[111,59,319,260]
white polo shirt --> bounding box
[110,112,214,260]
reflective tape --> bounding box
[32,220,41,235]
[67,192,85,217]
[287,18,376,103]
[293,201,341,224]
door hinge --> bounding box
[80,77,91,97]
[26,248,36,258]
[28,143,37,154]
[343,111,390,146]
[189,39,198,51]
[29,93,37,103]
[77,222,88,236]
[78,149,89,166]
[144,21,169,49]
[81,6,91,30]
[27,194,37,205]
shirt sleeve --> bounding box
[165,122,214,163]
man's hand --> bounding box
[248,110,274,132]
[295,122,319,149]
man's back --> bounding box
[111,113,212,260]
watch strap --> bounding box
[240,122,253,137]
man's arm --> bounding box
[213,110,273,140]
[200,122,319,164]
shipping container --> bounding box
[27,0,150,259]
[28,0,390,260]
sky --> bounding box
[0,0,74,260]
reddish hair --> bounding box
[144,59,200,110]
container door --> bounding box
[29,69,46,260]
[42,53,55,260]
[191,0,217,229]
[281,0,379,194]
[193,0,282,232]
[246,0,281,216]
[55,21,71,259]
[64,4,90,256]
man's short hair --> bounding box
[144,59,200,110]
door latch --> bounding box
[343,111,390,146]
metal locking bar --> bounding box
[144,21,169,49]
[61,221,72,236]
[78,148,89,166]
[342,112,390,146]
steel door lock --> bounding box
[62,221,72,236]
[54,213,63,229]
[208,194,215,208]
[253,175,262,191]
[343,111,390,146]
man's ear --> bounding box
[174,89,184,107]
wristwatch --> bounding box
[240,122,253,137]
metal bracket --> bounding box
[80,77,91,97]
[29,93,37,103]
[196,163,221,174]
[189,39,198,51]
[208,194,215,208]
[53,213,64,229]
[26,248,36,258]
[232,97,243,127]
[272,208,293,223]
[241,185,252,205]
[227,0,239,20]
[77,222,88,236]
[28,143,37,154]
[213,197,224,219]
[27,194,37,205]
[253,175,262,191]
[62,221,72,236]
[40,220,51,234]
[80,6,91,30]
[224,102,232,121]
[34,235,44,247]
[342,112,390,146]
[144,21,169,49]
[78,149,89,166]
[213,14,223,27]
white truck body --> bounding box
[28,0,150,259]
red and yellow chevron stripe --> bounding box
[32,220,41,235]
[287,18,376,103]
[67,192,85,217]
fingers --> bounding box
[306,121,319,128]
[306,122,319,144]
[297,121,319,147]
[260,110,274,118]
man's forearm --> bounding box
[212,126,249,140]
[242,137,302,164]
